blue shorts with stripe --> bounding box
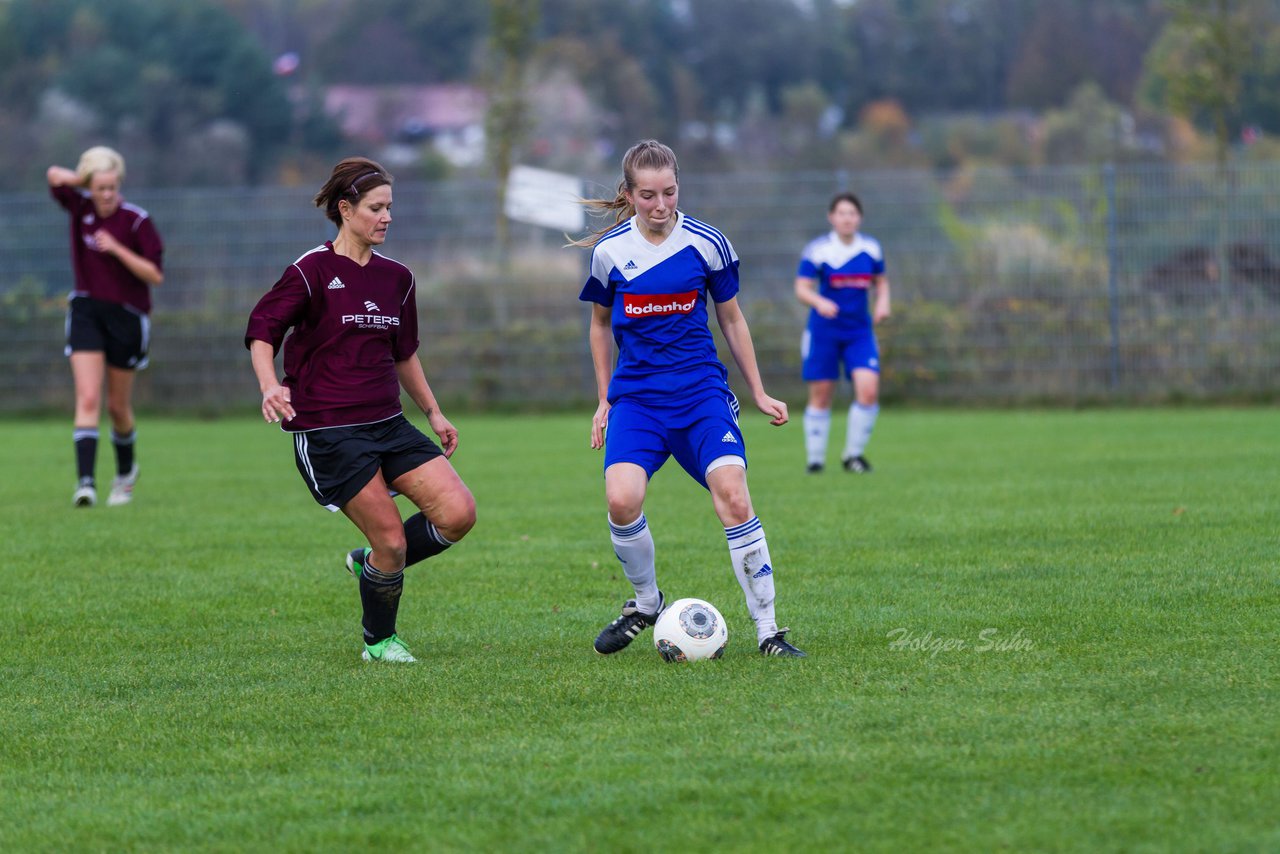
[291,414,443,511]
[604,389,746,489]
[801,327,879,381]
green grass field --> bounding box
[1,408,1276,851]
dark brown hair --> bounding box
[313,157,393,228]
[829,191,863,215]
[569,140,680,248]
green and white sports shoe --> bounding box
[362,634,416,663]
[345,547,370,578]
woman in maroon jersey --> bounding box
[246,157,475,664]
[48,146,164,509]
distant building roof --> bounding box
[322,84,487,144]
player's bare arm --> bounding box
[795,275,839,318]
[46,166,81,187]
[249,339,294,423]
[714,297,788,426]
[873,275,891,324]
[588,303,614,450]
[91,230,164,286]
[396,357,458,457]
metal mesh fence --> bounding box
[4,162,1279,414]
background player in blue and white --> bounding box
[794,192,892,473]
[574,139,806,658]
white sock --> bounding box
[803,406,831,466]
[610,514,660,614]
[725,516,778,645]
[845,402,879,459]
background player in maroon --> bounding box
[246,157,475,663]
[47,146,164,508]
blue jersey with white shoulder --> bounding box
[580,211,739,404]
[797,231,885,334]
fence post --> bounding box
[1105,162,1120,391]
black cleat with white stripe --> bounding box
[594,591,665,655]
[842,455,872,473]
[760,628,807,657]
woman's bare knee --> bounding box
[437,489,477,541]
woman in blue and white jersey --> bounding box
[573,140,806,658]
[794,192,892,474]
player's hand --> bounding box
[755,394,789,426]
[90,229,121,255]
[261,384,294,423]
[816,297,840,319]
[590,401,610,450]
[874,303,891,324]
[429,412,459,458]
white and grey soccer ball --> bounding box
[653,598,728,662]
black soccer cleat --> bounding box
[842,455,872,473]
[759,628,807,657]
[594,591,665,655]
[806,462,824,474]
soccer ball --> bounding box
[653,598,728,662]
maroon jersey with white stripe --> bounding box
[51,184,164,314]
[245,242,420,431]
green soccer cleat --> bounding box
[362,634,416,663]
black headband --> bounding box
[347,171,383,194]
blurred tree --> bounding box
[1243,24,1280,134]
[487,0,539,323]
[1006,0,1163,109]
[309,0,487,83]
[840,98,923,169]
[538,0,680,146]
[1037,82,1129,166]
[849,0,1038,113]
[1,0,298,186]
[1138,0,1256,166]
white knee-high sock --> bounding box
[845,402,879,459]
[610,514,660,614]
[803,407,831,466]
[725,516,777,645]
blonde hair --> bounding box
[76,146,126,186]
[569,139,679,248]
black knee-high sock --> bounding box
[358,559,404,645]
[404,512,455,567]
[74,428,99,483]
[112,429,136,476]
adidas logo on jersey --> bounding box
[364,300,380,312]
[327,277,345,289]
[721,432,737,444]
[623,260,638,270]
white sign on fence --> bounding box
[504,165,584,232]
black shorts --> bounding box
[291,414,445,511]
[65,296,150,369]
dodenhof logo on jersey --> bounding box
[828,272,874,289]
[622,290,698,317]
